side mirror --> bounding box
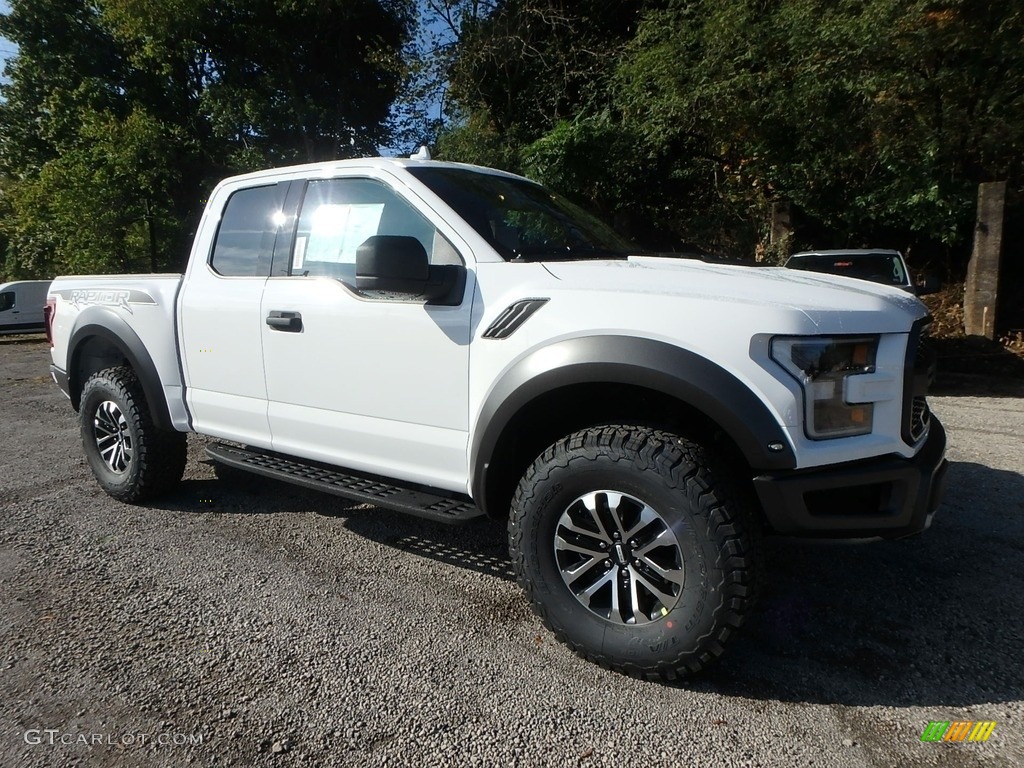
[914,273,941,297]
[356,235,459,302]
[356,235,429,294]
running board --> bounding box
[205,443,484,525]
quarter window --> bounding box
[210,184,287,277]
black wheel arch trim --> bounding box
[67,313,173,430]
[470,335,796,512]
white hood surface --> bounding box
[540,256,928,334]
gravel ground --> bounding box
[1,335,1021,767]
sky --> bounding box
[0,0,14,85]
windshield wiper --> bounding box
[509,245,639,262]
[565,245,633,258]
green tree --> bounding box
[390,1,497,153]
[0,0,414,279]
[437,0,643,169]
[434,0,1023,261]
[615,0,1024,257]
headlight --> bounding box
[771,336,879,439]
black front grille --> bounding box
[902,318,935,446]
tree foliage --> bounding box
[2,0,1021,278]
[439,0,1024,264]
[449,0,643,141]
[390,1,497,153]
[616,0,1024,255]
[0,0,413,279]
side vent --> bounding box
[482,298,549,340]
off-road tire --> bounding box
[508,425,760,680]
[80,366,187,503]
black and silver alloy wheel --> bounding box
[510,425,760,680]
[93,400,134,474]
[79,366,187,503]
[554,490,683,625]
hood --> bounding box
[540,256,928,334]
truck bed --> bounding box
[48,274,188,429]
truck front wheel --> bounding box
[79,366,187,503]
[508,425,759,680]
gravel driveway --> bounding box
[2,336,1021,767]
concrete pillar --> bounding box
[756,200,794,264]
[964,181,1006,339]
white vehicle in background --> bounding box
[44,155,948,680]
[784,249,940,295]
[0,280,51,334]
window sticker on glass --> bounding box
[294,235,308,271]
[305,203,384,264]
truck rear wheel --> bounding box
[80,366,187,503]
[508,425,759,680]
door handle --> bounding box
[266,310,303,332]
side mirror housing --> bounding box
[355,235,461,303]
[356,235,430,294]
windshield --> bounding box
[787,253,907,286]
[407,166,642,261]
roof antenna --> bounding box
[410,145,431,161]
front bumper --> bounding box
[753,418,947,538]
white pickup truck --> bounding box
[46,155,947,679]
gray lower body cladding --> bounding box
[752,418,947,538]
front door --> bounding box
[260,173,475,492]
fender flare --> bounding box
[67,311,173,430]
[469,336,796,508]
